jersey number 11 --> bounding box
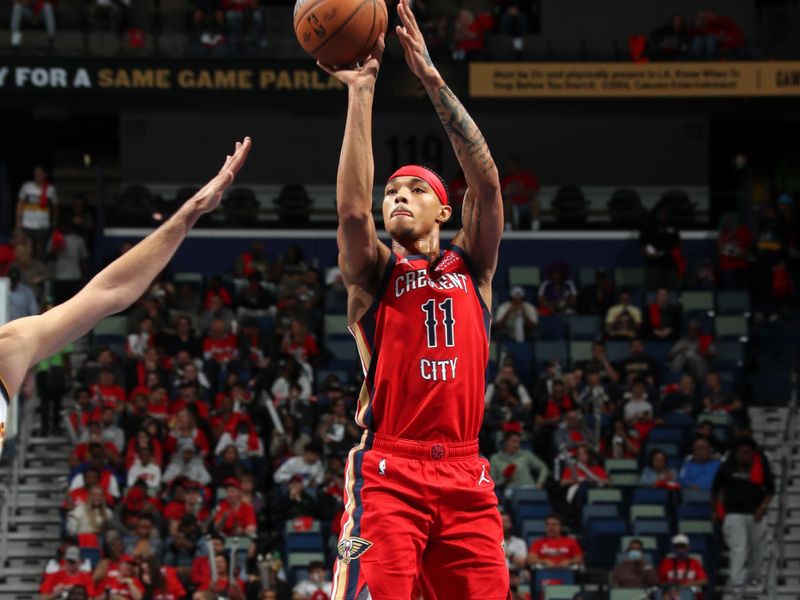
[421,298,455,348]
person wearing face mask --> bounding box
[657,534,708,595]
[611,539,659,589]
[292,561,331,599]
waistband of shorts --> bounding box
[364,432,479,461]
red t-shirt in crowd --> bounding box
[501,171,540,206]
[213,499,257,535]
[150,566,187,600]
[164,501,209,524]
[560,464,609,484]
[40,570,96,596]
[544,396,574,420]
[90,383,127,409]
[529,536,583,566]
[718,225,753,271]
[658,556,708,584]
[99,574,146,598]
[203,335,238,364]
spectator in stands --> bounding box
[10,0,56,49]
[452,8,491,60]
[224,0,265,53]
[501,156,540,230]
[7,266,39,321]
[645,288,681,341]
[639,449,678,488]
[605,291,642,340]
[576,366,614,418]
[501,512,528,572]
[717,212,752,290]
[538,262,577,316]
[103,554,146,599]
[39,546,95,600]
[490,431,549,494]
[66,484,112,539]
[49,218,89,305]
[494,286,538,341]
[611,538,659,588]
[554,410,595,455]
[273,442,324,487]
[292,560,331,599]
[35,332,72,438]
[166,408,210,457]
[274,473,319,521]
[702,372,744,418]
[582,341,620,384]
[527,513,584,568]
[753,202,790,318]
[16,165,57,258]
[213,477,257,537]
[640,204,681,290]
[498,0,530,55]
[65,193,95,248]
[124,513,161,559]
[270,357,312,404]
[559,444,609,507]
[11,239,50,300]
[281,318,319,365]
[486,364,533,409]
[646,12,690,60]
[163,444,212,487]
[619,339,660,386]
[191,0,224,46]
[657,534,708,592]
[678,437,721,491]
[713,437,775,593]
[577,268,615,316]
[691,8,746,59]
[235,241,269,279]
[661,374,698,415]
[163,315,203,359]
[601,418,641,459]
[623,378,654,424]
[127,446,162,494]
[669,320,716,381]
[98,406,125,453]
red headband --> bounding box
[388,165,448,206]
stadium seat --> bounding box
[534,341,568,365]
[508,266,541,287]
[630,504,666,522]
[716,340,744,365]
[515,503,552,520]
[647,428,685,444]
[614,267,646,288]
[93,316,128,338]
[534,569,576,598]
[643,442,679,458]
[678,520,713,535]
[567,315,602,340]
[582,503,619,525]
[610,473,639,487]
[615,551,654,565]
[326,340,358,362]
[226,187,261,225]
[324,314,350,338]
[677,504,711,520]
[608,188,644,227]
[538,315,567,340]
[632,520,671,553]
[174,271,204,287]
[273,184,314,225]
[286,533,324,552]
[287,551,325,569]
[605,340,630,362]
[717,290,751,315]
[586,518,628,568]
[697,413,730,427]
[643,341,671,366]
[659,190,695,227]
[552,185,590,225]
[543,585,582,600]
[681,489,711,505]
[680,291,714,313]
[605,459,638,473]
[588,489,622,504]
[512,488,549,505]
[662,413,696,430]
[715,315,748,339]
[578,267,604,287]
[631,488,669,505]
[610,589,650,600]
[569,341,593,364]
[522,519,547,540]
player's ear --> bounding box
[436,204,453,225]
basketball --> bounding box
[293,0,388,66]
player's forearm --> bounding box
[422,71,499,192]
[86,198,204,315]
[337,86,376,220]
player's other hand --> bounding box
[396,0,438,83]
[317,34,385,90]
[192,137,252,215]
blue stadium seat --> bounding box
[643,442,679,458]
[644,341,671,366]
[632,519,671,555]
[681,489,712,505]
[605,340,630,362]
[286,533,324,552]
[582,503,619,526]
[647,427,685,444]
[662,413,696,430]
[522,519,547,539]
[543,584,582,600]
[512,488,549,505]
[515,503,552,520]
[677,504,711,520]
[538,315,567,340]
[631,488,669,505]
[586,518,628,568]
[567,315,602,340]
[534,569,576,599]
[534,341,568,365]
[502,342,535,374]
[716,291,751,315]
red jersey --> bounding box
[529,536,583,566]
[40,570,95,596]
[658,555,707,584]
[349,247,490,442]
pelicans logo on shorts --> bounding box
[337,537,373,564]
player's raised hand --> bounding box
[317,33,385,89]
[396,0,437,82]
[193,137,252,214]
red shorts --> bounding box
[330,432,509,600]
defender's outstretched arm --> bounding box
[396,0,503,291]
[0,138,251,398]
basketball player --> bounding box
[318,1,507,597]
[0,138,251,458]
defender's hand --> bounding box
[317,34,385,89]
[396,0,438,83]
[192,137,252,215]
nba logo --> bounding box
[378,458,386,476]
